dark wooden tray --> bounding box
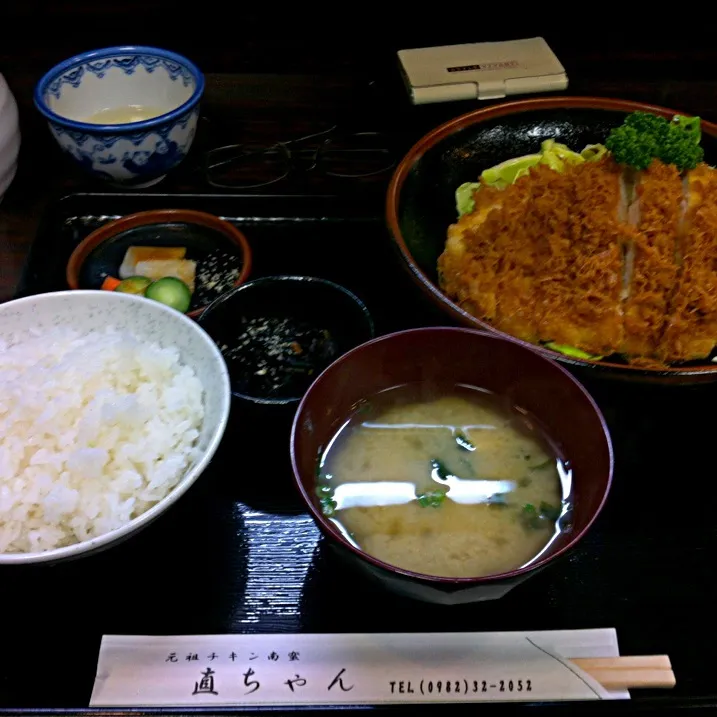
[2,193,716,715]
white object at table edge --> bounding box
[0,73,20,202]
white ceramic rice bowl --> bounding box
[0,290,231,565]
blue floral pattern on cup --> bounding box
[47,55,194,100]
[48,108,198,185]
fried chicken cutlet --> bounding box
[621,161,683,358]
[537,158,627,354]
[441,155,717,364]
[439,182,508,326]
[440,157,627,355]
[659,164,717,362]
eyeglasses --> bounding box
[201,124,397,189]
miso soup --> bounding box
[317,383,571,578]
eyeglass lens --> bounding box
[319,132,395,178]
[205,145,291,189]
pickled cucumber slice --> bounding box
[144,277,192,313]
[115,276,152,295]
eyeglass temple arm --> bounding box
[283,124,339,145]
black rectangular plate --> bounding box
[3,193,717,715]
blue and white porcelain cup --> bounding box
[34,46,204,188]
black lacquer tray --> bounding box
[2,193,717,715]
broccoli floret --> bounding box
[605,124,657,170]
[659,116,704,169]
[673,114,701,143]
[605,111,704,171]
[624,111,670,137]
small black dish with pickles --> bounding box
[66,208,253,318]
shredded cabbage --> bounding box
[544,343,604,361]
[455,140,608,216]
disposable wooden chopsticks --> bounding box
[569,655,675,690]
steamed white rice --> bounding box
[0,326,205,553]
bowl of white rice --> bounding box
[0,290,231,564]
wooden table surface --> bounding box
[4,34,717,302]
